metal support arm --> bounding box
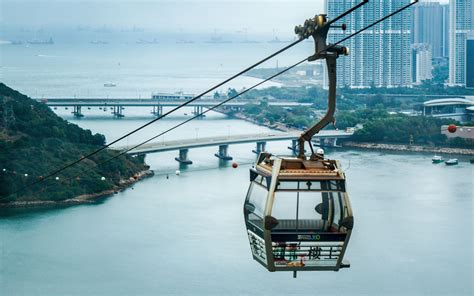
[298,55,337,158]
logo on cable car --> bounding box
[297,234,321,241]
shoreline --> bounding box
[224,111,474,156]
[342,142,474,156]
[225,111,299,133]
[0,170,154,209]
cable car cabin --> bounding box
[244,152,353,273]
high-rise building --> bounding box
[442,4,450,58]
[326,0,412,88]
[449,0,474,86]
[412,2,449,58]
[466,35,474,88]
[412,44,433,84]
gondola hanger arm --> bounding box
[295,0,419,159]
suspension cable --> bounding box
[75,58,307,173]
[80,1,418,175]
[3,58,306,200]
[23,39,304,188]
[332,0,418,47]
[5,1,417,198]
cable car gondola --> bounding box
[244,13,354,276]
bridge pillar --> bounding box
[252,141,267,154]
[322,138,338,147]
[214,144,233,161]
[113,105,124,118]
[152,105,163,117]
[175,149,193,165]
[288,139,298,155]
[193,106,205,118]
[73,105,83,118]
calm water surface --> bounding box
[0,112,472,296]
[1,41,472,295]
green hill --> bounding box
[0,83,148,203]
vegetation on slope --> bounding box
[0,83,148,203]
[233,100,471,148]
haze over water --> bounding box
[0,22,473,296]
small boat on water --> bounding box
[470,159,474,164]
[104,83,117,87]
[432,155,444,163]
[445,159,458,166]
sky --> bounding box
[1,0,327,35]
[0,0,450,36]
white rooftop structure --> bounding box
[423,97,474,122]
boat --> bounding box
[176,39,195,44]
[205,36,232,44]
[432,155,444,163]
[104,83,117,87]
[27,37,54,45]
[470,159,474,164]
[267,36,289,43]
[445,159,458,166]
[90,40,108,45]
[136,38,159,44]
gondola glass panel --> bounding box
[244,154,353,272]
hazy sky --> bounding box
[1,0,327,35]
[1,0,450,35]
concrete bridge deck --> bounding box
[37,98,312,118]
[37,98,312,108]
[117,131,353,163]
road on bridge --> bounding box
[116,130,353,155]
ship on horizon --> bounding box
[27,37,54,45]
[90,40,109,45]
[136,38,159,44]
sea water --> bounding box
[0,41,473,296]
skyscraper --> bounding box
[449,0,474,86]
[412,43,433,84]
[412,2,449,58]
[442,4,450,58]
[326,0,412,88]
[466,35,474,88]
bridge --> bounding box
[116,130,353,164]
[35,97,312,118]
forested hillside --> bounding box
[0,83,148,202]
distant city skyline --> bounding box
[1,1,326,36]
[1,1,449,34]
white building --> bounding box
[423,97,474,122]
[412,43,433,84]
[325,0,412,88]
[448,0,474,86]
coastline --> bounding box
[342,142,474,156]
[224,111,474,156]
[225,111,299,133]
[0,170,154,209]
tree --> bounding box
[227,88,238,98]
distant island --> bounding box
[0,83,152,208]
